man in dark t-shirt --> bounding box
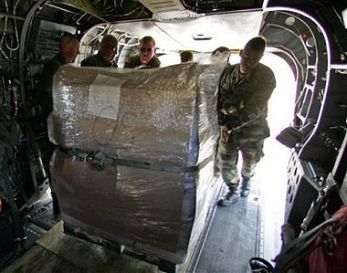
[38,33,80,119]
[37,33,80,215]
[81,35,118,68]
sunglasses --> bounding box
[140,47,153,53]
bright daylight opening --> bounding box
[259,53,296,261]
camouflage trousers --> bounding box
[217,137,265,188]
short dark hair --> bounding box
[60,33,79,48]
[140,36,156,46]
[101,35,118,50]
[180,50,193,62]
[244,36,266,53]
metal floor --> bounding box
[192,141,290,273]
[193,186,261,273]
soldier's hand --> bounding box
[220,125,232,143]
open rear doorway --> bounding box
[257,52,296,261]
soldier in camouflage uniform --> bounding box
[217,36,276,206]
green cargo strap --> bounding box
[109,156,212,173]
[65,148,213,173]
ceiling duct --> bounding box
[138,0,185,13]
[138,0,202,20]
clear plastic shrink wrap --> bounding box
[49,61,225,264]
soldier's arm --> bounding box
[240,69,276,123]
[80,58,89,67]
[123,56,134,68]
[216,65,239,129]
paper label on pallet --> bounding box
[87,74,125,120]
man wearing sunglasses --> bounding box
[81,34,118,68]
[124,36,161,68]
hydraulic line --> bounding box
[18,0,49,203]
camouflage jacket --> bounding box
[217,62,276,139]
[124,55,161,69]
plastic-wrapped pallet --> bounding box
[49,61,225,267]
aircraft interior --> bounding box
[0,1,346,273]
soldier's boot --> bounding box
[214,162,220,177]
[218,186,240,207]
[240,177,251,197]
